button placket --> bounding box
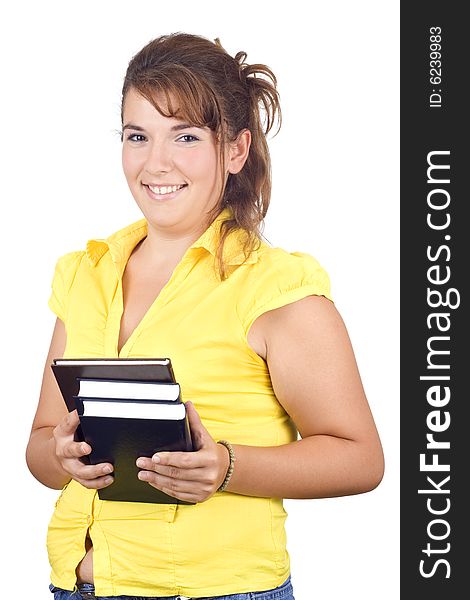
[116,255,198,358]
[104,277,124,357]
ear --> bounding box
[227,129,251,174]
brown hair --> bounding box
[121,32,281,279]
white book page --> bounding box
[78,379,180,401]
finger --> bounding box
[157,486,199,503]
[145,450,207,469]
[72,461,114,481]
[74,474,115,490]
[61,440,92,459]
[138,470,206,503]
[58,410,80,435]
[137,458,201,482]
[138,469,203,495]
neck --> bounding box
[138,222,207,267]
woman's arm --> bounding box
[137,295,384,501]
[26,318,70,489]
[26,318,114,490]
[227,295,384,497]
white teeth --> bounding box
[148,184,185,195]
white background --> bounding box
[0,1,399,598]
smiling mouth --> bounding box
[146,183,187,195]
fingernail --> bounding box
[136,459,145,468]
[152,454,161,463]
[104,476,113,485]
[103,465,113,474]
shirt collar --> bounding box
[85,207,258,272]
[191,208,259,266]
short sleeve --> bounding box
[241,249,332,334]
[48,251,85,322]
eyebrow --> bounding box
[122,122,203,132]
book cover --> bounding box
[75,396,194,504]
[51,357,176,413]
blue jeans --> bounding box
[49,576,294,599]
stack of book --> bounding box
[51,358,194,504]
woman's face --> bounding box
[121,88,225,235]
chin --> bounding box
[139,202,189,230]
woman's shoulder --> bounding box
[53,218,148,269]
[50,249,88,289]
[51,249,87,276]
[256,241,326,270]
[48,250,87,321]
[249,240,331,291]
[235,240,332,332]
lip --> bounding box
[143,183,187,202]
[144,183,186,188]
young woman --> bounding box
[26,32,384,600]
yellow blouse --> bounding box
[46,208,331,597]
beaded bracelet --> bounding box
[217,440,236,492]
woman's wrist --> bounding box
[216,440,236,492]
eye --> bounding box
[177,134,200,143]
[126,133,147,143]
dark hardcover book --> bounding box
[51,358,176,413]
[75,396,194,504]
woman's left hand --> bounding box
[136,401,230,503]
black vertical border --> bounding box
[401,3,467,598]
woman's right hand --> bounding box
[53,410,114,489]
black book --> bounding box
[75,395,194,505]
[51,358,194,504]
[51,357,176,413]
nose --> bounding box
[144,139,173,175]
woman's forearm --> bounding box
[225,435,384,499]
[26,427,71,490]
